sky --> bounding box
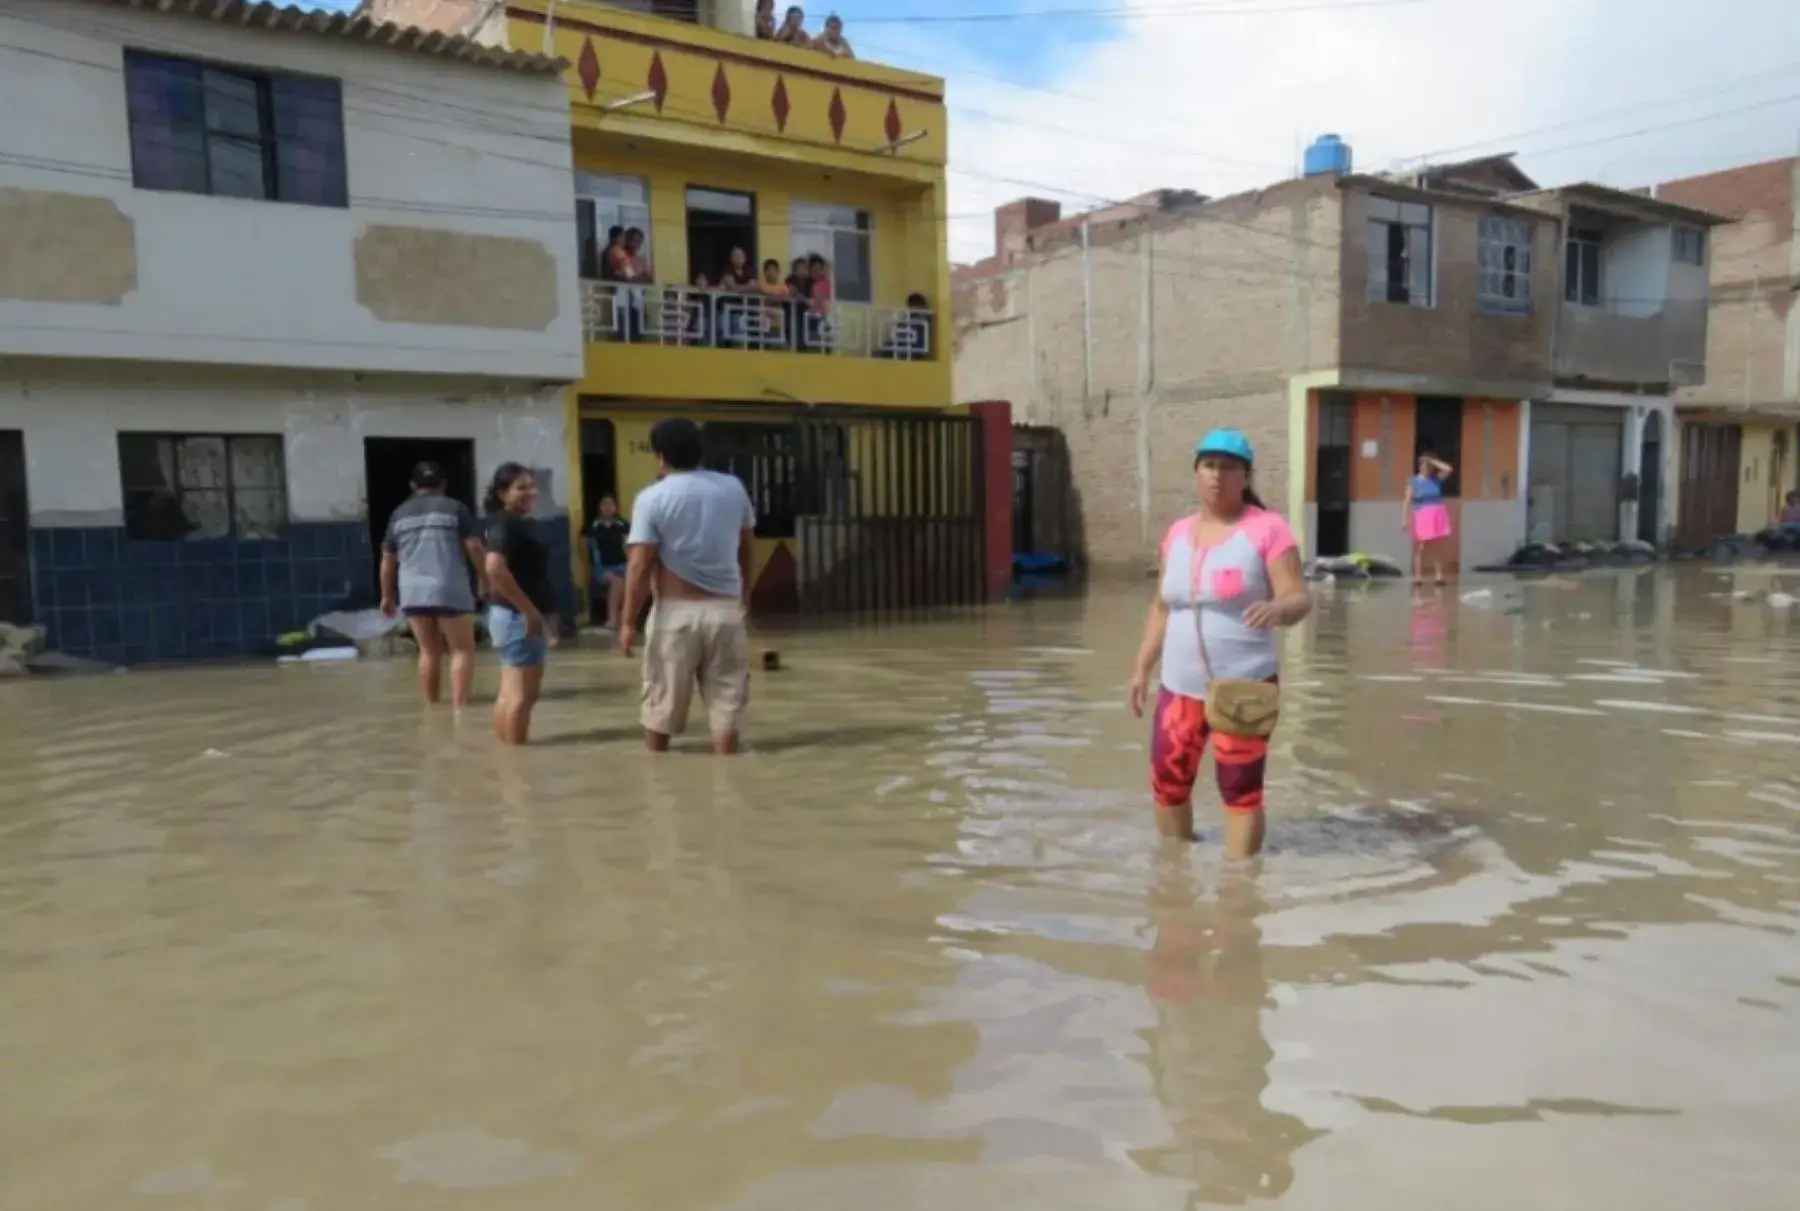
[324,0,1800,262]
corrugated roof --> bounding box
[90,0,565,74]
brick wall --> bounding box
[954,178,1340,569]
[1659,159,1797,409]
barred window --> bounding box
[1478,215,1533,314]
[119,434,287,541]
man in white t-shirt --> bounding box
[620,417,756,754]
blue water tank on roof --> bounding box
[1304,134,1352,177]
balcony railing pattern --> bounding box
[580,281,933,360]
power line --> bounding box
[1396,60,1800,168]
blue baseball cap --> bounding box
[1195,428,1255,465]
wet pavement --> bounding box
[2,565,1798,1210]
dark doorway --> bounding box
[1413,396,1464,497]
[1637,410,1663,545]
[1315,392,1352,557]
[579,419,618,525]
[1011,449,1033,556]
[363,437,478,586]
[579,418,618,626]
[0,431,30,625]
[685,187,756,286]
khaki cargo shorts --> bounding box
[641,598,750,737]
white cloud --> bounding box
[854,0,1800,262]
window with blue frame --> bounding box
[118,434,288,542]
[123,50,348,207]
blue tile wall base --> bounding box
[30,523,375,665]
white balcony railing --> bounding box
[580,280,934,361]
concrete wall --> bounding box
[952,178,1342,568]
[4,365,567,528]
[1337,189,1557,394]
[0,0,580,380]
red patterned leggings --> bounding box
[1149,686,1271,813]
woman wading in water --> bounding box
[1127,429,1312,857]
[481,464,557,745]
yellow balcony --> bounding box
[579,280,948,407]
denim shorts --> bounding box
[487,605,548,669]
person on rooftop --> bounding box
[813,13,853,58]
[774,5,807,44]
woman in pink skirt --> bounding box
[1403,453,1455,584]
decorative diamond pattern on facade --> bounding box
[647,52,668,111]
[576,38,600,101]
[827,87,846,143]
[883,98,902,145]
[710,63,731,123]
[771,75,790,132]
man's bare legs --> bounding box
[439,615,477,709]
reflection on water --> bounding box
[2,566,1798,1210]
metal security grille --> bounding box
[791,410,986,616]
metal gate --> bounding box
[0,431,30,625]
[1528,404,1624,544]
[1676,423,1741,547]
[790,410,985,615]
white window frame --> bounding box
[790,201,874,305]
[576,172,651,280]
[1366,196,1433,308]
[1477,214,1533,315]
[1672,224,1705,266]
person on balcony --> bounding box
[681,273,713,346]
[758,258,792,349]
[754,0,777,39]
[611,227,650,342]
[774,5,807,44]
[602,226,630,281]
[717,247,757,347]
[877,292,932,360]
[814,13,854,59]
[804,253,834,351]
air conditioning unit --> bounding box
[1669,359,1706,386]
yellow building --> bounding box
[368,0,971,617]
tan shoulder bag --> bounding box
[1190,519,1282,739]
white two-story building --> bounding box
[0,0,581,662]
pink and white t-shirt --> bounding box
[1157,507,1297,699]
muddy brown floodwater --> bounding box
[3,566,1799,1210]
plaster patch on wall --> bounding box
[354,226,559,332]
[0,188,137,305]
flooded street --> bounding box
[3,566,1799,1210]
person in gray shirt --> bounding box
[620,418,756,755]
[380,462,486,709]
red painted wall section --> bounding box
[966,400,1014,599]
